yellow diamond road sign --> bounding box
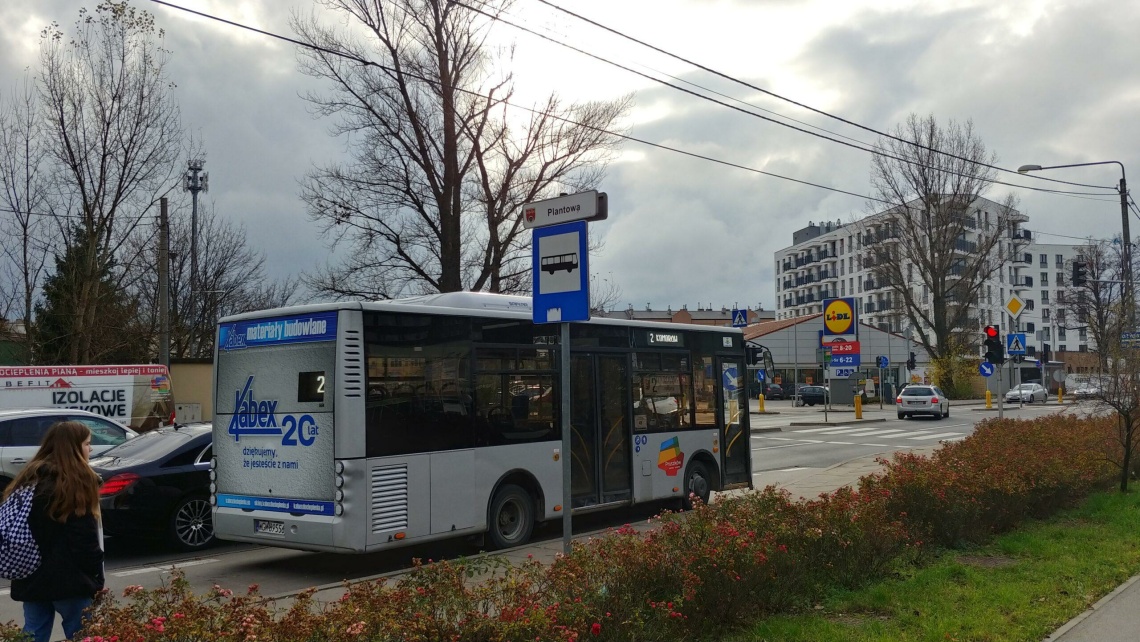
[1005,294,1026,319]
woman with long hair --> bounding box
[3,421,105,642]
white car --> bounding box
[0,407,137,487]
[1005,383,1048,403]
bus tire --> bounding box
[487,484,534,550]
[681,460,713,510]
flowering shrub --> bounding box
[0,620,28,642]
[74,415,1120,641]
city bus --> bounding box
[211,292,751,553]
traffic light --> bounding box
[747,345,762,366]
[983,325,1005,364]
[1072,259,1089,287]
[906,352,916,370]
[1043,343,1052,363]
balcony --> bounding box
[1015,253,1032,265]
[819,270,835,281]
[877,299,894,311]
[782,280,793,290]
[864,303,876,314]
[818,250,831,260]
[795,257,806,267]
[783,298,794,308]
[782,261,793,272]
[818,290,832,300]
[953,238,978,253]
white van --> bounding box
[0,365,175,433]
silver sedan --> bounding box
[1005,383,1048,403]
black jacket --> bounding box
[9,477,105,602]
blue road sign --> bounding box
[877,355,889,368]
[1035,360,1042,368]
[723,365,739,391]
[532,220,590,324]
[756,370,766,383]
[830,354,861,367]
[1006,333,1027,355]
[731,308,747,328]
[979,362,995,377]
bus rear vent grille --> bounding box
[341,328,363,398]
[370,464,409,533]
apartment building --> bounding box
[773,198,1089,358]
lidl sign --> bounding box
[822,298,857,337]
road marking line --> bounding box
[813,426,919,436]
[906,432,963,441]
[754,443,811,451]
[859,443,892,447]
[112,558,220,578]
[790,426,852,433]
[878,430,937,439]
[835,428,913,437]
[777,467,803,471]
[827,441,855,445]
[0,589,8,596]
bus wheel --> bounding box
[682,461,713,510]
[488,484,534,550]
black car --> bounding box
[764,383,784,400]
[91,423,213,550]
[795,385,828,406]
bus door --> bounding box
[569,353,632,508]
[718,357,750,486]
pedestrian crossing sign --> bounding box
[1006,332,1027,355]
[731,308,747,327]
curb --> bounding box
[751,426,784,433]
[1043,574,1140,641]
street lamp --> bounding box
[1017,161,1131,326]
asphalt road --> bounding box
[0,399,1078,630]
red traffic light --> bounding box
[984,325,999,339]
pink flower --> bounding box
[346,621,366,636]
[591,622,602,636]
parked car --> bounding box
[90,423,213,550]
[1073,382,1102,400]
[795,385,828,406]
[0,408,137,488]
[896,385,949,419]
[1005,383,1048,404]
[764,383,784,400]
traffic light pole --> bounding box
[997,363,1004,419]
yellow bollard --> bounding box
[1058,388,1063,404]
[986,389,992,409]
[758,393,765,413]
[854,394,863,419]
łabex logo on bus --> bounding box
[823,298,857,336]
[219,312,338,351]
[228,376,318,447]
[657,436,685,476]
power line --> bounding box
[532,0,1119,194]
[146,0,1118,216]
[453,0,1117,201]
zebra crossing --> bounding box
[752,424,966,449]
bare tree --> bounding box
[1087,319,1140,491]
[589,271,623,315]
[37,1,182,363]
[861,114,1018,392]
[0,75,53,357]
[292,0,628,300]
[127,202,300,359]
[1059,238,1120,368]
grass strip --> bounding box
[734,489,1140,642]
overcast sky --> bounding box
[3,0,1138,313]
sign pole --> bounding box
[879,366,884,409]
[560,322,572,554]
[998,363,1004,419]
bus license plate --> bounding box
[255,519,284,535]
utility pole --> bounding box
[1120,176,1134,328]
[184,159,208,356]
[158,198,170,368]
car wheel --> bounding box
[943,405,950,418]
[807,401,816,407]
[934,411,943,420]
[487,484,534,550]
[897,413,905,420]
[169,495,215,550]
[682,460,714,510]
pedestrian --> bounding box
[3,421,104,642]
